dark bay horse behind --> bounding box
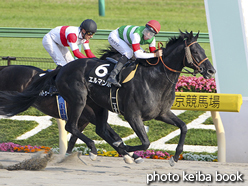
[0,65,128,161]
[0,65,43,92]
[0,65,101,159]
[0,31,216,166]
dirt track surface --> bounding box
[0,152,247,186]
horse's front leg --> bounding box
[103,123,144,164]
[124,115,150,152]
[156,111,187,166]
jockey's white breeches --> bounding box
[108,29,134,59]
[42,33,74,66]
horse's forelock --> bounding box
[180,30,200,42]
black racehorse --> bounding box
[0,31,216,166]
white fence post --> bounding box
[57,118,67,155]
[211,111,226,162]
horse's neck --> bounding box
[137,63,176,92]
[137,44,185,94]
[166,43,185,70]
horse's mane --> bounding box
[166,30,195,49]
[166,35,184,48]
[99,46,121,60]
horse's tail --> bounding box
[0,68,60,116]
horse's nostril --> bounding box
[207,69,216,75]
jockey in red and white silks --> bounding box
[42,19,97,66]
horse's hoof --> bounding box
[128,152,134,157]
[169,156,175,167]
[89,152,97,161]
[134,157,144,164]
[123,154,134,164]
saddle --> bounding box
[88,58,139,87]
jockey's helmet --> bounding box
[80,19,97,34]
[145,20,161,34]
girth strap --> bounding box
[110,88,120,114]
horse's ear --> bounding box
[195,31,200,40]
[189,31,193,40]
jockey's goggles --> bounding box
[86,31,95,36]
[142,28,156,39]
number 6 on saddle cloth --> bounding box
[88,60,139,88]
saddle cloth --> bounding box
[88,60,139,87]
[56,95,68,121]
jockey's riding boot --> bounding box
[107,55,128,87]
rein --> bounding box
[146,40,208,75]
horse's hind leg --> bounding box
[156,111,187,165]
[65,108,100,159]
[57,80,96,155]
[66,112,98,157]
[93,109,133,162]
[66,120,92,154]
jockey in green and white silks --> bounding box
[113,25,156,59]
[107,20,163,87]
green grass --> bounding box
[0,0,208,31]
[177,110,206,124]
[0,0,212,63]
[167,128,217,146]
[203,117,214,125]
[17,107,46,116]
[11,118,60,147]
[82,123,134,140]
[0,119,38,142]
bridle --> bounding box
[184,40,208,75]
[146,40,208,76]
